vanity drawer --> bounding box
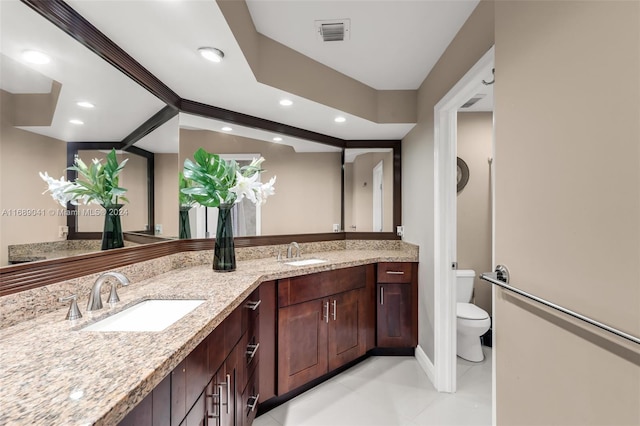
[240,368,260,426]
[278,266,367,307]
[377,263,413,283]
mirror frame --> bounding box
[66,142,155,240]
[1,0,403,297]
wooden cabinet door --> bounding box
[171,359,188,426]
[377,283,414,347]
[278,298,328,394]
[327,289,366,371]
[214,350,236,426]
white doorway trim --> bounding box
[433,46,495,393]
[372,160,383,232]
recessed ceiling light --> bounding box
[69,119,84,125]
[221,126,232,132]
[198,47,224,63]
[273,137,283,142]
[279,99,293,106]
[334,116,346,123]
[22,50,50,64]
[76,101,95,109]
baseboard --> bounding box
[368,347,414,356]
[415,344,436,386]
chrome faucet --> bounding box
[286,242,301,259]
[87,271,130,311]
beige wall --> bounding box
[402,0,495,362]
[494,1,640,424]
[155,153,179,237]
[0,92,67,266]
[76,150,149,232]
[180,130,341,235]
[456,112,493,315]
[345,151,394,232]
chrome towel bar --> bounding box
[480,267,640,346]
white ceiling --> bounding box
[246,0,480,90]
[0,0,166,142]
[2,0,489,152]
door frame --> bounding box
[433,46,494,393]
[372,160,384,232]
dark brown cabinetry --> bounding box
[277,266,372,394]
[119,282,275,426]
[376,263,418,348]
[120,262,418,424]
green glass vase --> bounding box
[179,207,192,239]
[101,204,124,250]
[213,204,236,272]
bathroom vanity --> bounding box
[0,247,417,425]
[120,262,417,426]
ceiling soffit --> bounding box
[216,0,416,125]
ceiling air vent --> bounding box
[461,94,486,108]
[315,19,350,42]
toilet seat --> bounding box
[456,302,489,320]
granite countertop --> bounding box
[0,249,417,425]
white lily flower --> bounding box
[248,156,265,170]
[230,171,261,204]
[39,172,77,207]
[257,176,276,205]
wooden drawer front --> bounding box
[242,288,261,330]
[240,369,260,426]
[238,321,260,393]
[377,263,413,283]
[278,266,367,307]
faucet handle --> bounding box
[107,282,122,304]
[58,294,82,321]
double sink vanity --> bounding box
[0,245,418,425]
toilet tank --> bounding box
[456,269,476,303]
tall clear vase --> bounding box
[101,204,124,250]
[213,203,236,272]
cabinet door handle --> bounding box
[323,301,329,323]
[246,342,260,360]
[386,271,405,275]
[247,393,260,412]
[332,299,337,321]
[205,391,220,426]
[245,299,261,310]
[219,373,231,414]
[380,287,384,305]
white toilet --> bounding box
[456,269,491,362]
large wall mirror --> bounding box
[0,0,401,280]
[0,0,165,265]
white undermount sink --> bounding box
[82,299,205,332]
[284,258,327,267]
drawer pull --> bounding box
[245,300,261,310]
[386,271,405,275]
[247,394,260,412]
[380,287,384,305]
[246,342,260,360]
[323,301,329,323]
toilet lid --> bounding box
[457,303,489,320]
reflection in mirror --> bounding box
[74,150,149,232]
[344,148,394,232]
[179,113,342,237]
[0,1,165,266]
[133,115,180,238]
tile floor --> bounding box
[254,347,492,426]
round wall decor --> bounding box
[457,157,469,193]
